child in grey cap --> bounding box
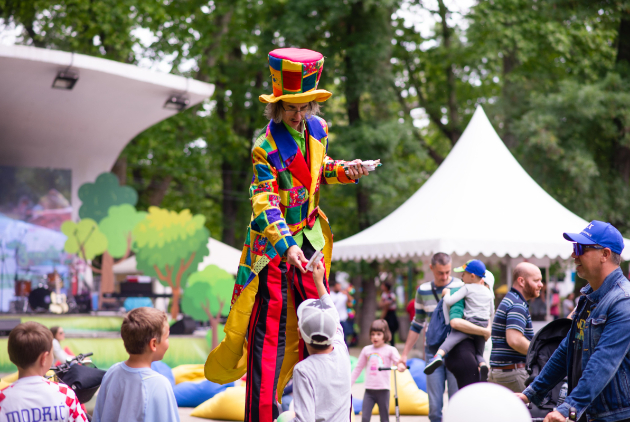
[281,260,352,422]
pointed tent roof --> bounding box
[333,106,630,262]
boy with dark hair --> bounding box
[284,261,352,422]
[0,321,87,421]
[93,307,179,422]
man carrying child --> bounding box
[423,259,494,381]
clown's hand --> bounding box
[287,245,308,273]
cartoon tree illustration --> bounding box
[182,265,234,349]
[134,207,209,319]
[61,219,108,263]
[98,204,147,300]
[67,173,147,308]
[78,173,137,223]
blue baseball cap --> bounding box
[563,220,624,255]
[454,259,486,278]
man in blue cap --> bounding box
[518,221,630,422]
[423,259,494,380]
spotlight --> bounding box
[52,70,79,90]
[164,95,190,111]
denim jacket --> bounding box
[523,268,630,422]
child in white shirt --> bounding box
[0,322,86,422]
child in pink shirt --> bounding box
[351,319,401,422]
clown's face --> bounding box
[281,102,310,131]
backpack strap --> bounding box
[430,281,440,302]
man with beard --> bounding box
[488,262,543,392]
[519,221,630,422]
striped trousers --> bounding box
[245,238,327,422]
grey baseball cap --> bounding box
[297,298,337,346]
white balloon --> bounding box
[443,383,531,422]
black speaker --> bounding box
[170,316,196,335]
[0,319,21,336]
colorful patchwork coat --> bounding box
[205,115,355,396]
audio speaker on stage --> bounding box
[170,316,196,335]
[0,319,21,336]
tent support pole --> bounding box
[407,262,414,304]
[545,266,552,321]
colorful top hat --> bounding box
[259,48,332,104]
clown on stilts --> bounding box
[205,48,373,421]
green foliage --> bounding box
[78,173,138,223]
[182,265,234,321]
[133,207,209,289]
[98,204,147,258]
[61,219,108,260]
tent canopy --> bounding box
[333,106,630,263]
[113,237,241,275]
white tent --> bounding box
[333,106,630,267]
[113,237,242,275]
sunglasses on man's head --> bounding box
[573,243,605,256]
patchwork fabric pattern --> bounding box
[231,116,356,305]
[268,49,325,96]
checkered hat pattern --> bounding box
[259,48,332,104]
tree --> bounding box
[182,265,234,349]
[133,207,210,318]
[79,173,138,223]
[61,219,108,262]
[98,204,148,302]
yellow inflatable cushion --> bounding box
[191,385,246,421]
[172,364,206,385]
[372,370,429,415]
[0,372,18,384]
[0,381,10,390]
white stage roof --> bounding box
[0,45,214,218]
[333,106,630,263]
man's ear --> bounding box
[601,248,612,263]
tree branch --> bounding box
[175,252,197,289]
[113,233,133,264]
[392,80,444,165]
[404,59,454,142]
[153,264,174,289]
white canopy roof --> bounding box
[333,106,630,263]
[113,237,242,275]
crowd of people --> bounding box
[3,221,630,422]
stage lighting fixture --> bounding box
[52,70,79,90]
[164,95,190,111]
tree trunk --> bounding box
[221,160,237,247]
[210,319,219,350]
[501,49,519,149]
[147,175,174,207]
[171,287,181,320]
[356,184,371,231]
[358,263,379,346]
[98,251,115,310]
[111,155,127,185]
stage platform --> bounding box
[0,314,211,373]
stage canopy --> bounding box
[113,237,242,276]
[0,45,214,219]
[333,106,630,264]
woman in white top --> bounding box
[50,326,71,363]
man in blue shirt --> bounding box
[489,261,542,392]
[518,221,630,422]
